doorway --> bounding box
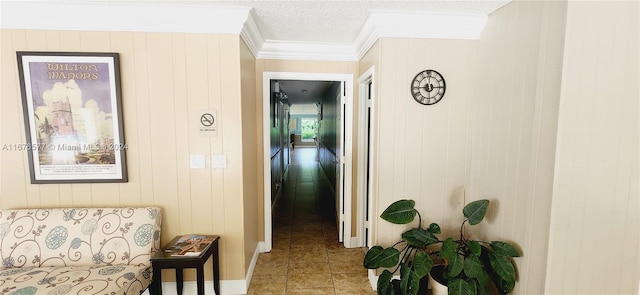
[262,72,354,252]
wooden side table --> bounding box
[150,235,220,295]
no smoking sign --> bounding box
[199,110,218,137]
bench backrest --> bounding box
[0,207,162,268]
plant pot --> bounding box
[389,276,430,295]
[428,265,448,295]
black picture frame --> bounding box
[16,51,127,183]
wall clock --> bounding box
[411,69,446,105]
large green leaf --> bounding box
[381,200,417,224]
[470,279,488,295]
[411,251,433,278]
[463,199,489,225]
[402,228,439,247]
[490,241,521,257]
[364,246,400,269]
[468,240,481,256]
[409,272,422,295]
[447,254,464,278]
[440,238,456,260]
[448,278,474,295]
[377,270,394,295]
[400,263,411,295]
[493,275,515,295]
[475,265,489,289]
[463,255,482,278]
[487,252,516,287]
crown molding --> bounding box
[1,2,488,61]
[0,1,251,34]
[257,41,358,61]
[240,10,264,57]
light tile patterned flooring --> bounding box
[248,147,376,295]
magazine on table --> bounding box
[165,235,214,256]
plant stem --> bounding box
[460,219,468,241]
[416,210,423,229]
[392,244,411,274]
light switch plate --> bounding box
[212,155,227,168]
[189,154,206,169]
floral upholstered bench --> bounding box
[0,207,162,295]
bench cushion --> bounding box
[0,264,151,295]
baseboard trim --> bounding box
[141,243,262,295]
[142,280,244,295]
[368,269,377,291]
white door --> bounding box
[337,81,349,243]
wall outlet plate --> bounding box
[212,155,227,168]
[189,154,206,169]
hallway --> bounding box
[248,147,375,294]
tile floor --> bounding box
[247,147,376,295]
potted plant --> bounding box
[363,199,522,295]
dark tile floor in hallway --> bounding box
[248,147,375,295]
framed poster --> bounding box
[16,52,127,183]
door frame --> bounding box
[356,66,375,248]
[262,71,354,252]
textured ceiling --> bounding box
[125,0,510,44]
[243,0,509,43]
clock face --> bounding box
[411,70,446,105]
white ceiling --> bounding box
[209,0,510,44]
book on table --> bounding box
[165,235,214,256]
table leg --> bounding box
[196,265,205,295]
[151,266,162,295]
[176,268,184,295]
[212,242,220,295]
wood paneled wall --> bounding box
[370,37,478,246]
[545,2,639,294]
[363,2,638,295]
[0,29,255,282]
[469,2,566,294]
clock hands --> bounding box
[413,84,444,92]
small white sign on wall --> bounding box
[199,110,218,137]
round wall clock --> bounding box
[410,69,446,105]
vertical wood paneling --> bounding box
[170,33,191,234]
[546,2,639,294]
[373,38,478,242]
[1,30,28,209]
[184,33,213,235]
[471,2,566,294]
[219,34,244,279]
[145,33,180,241]
[111,31,142,207]
[131,33,154,207]
[1,30,253,283]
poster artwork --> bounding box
[17,52,127,183]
